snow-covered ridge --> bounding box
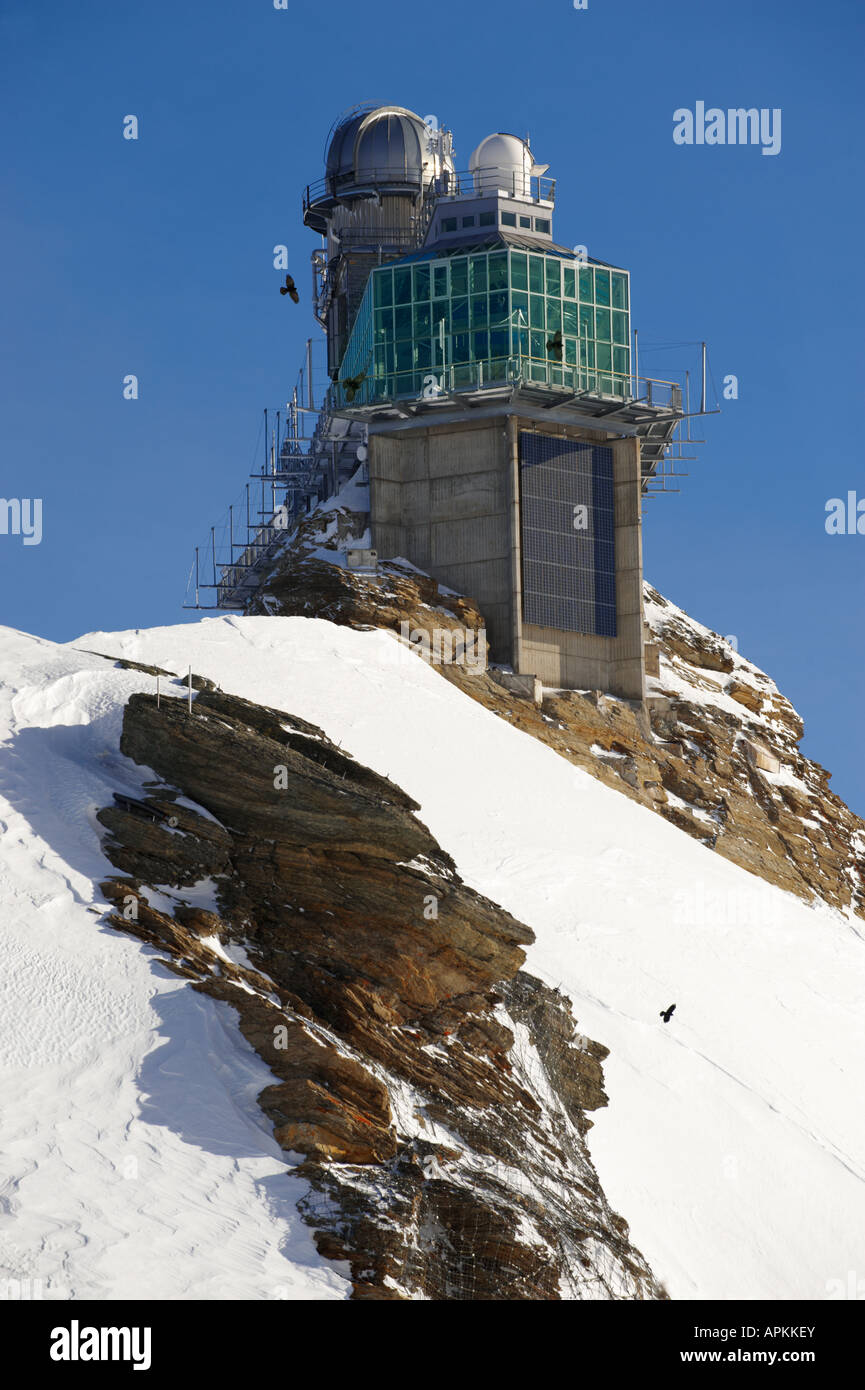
[1,614,863,1300]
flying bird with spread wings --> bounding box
[660,1003,676,1023]
[279,274,299,303]
[546,329,563,361]
[341,369,367,403]
[341,352,373,403]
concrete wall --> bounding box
[369,413,645,701]
[371,418,514,657]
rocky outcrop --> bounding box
[251,516,864,918]
[97,687,664,1300]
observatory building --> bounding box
[193,102,712,705]
[302,103,702,701]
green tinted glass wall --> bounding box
[337,249,631,405]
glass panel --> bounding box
[519,215,532,228]
[529,256,544,294]
[512,326,529,356]
[469,255,488,293]
[462,215,475,227]
[450,258,468,296]
[579,304,593,338]
[373,269,392,307]
[471,294,488,328]
[563,265,576,299]
[562,300,578,334]
[613,346,630,375]
[511,290,529,323]
[529,294,545,328]
[431,299,449,331]
[546,298,562,332]
[489,289,509,326]
[432,264,448,298]
[472,330,488,360]
[597,342,612,369]
[479,210,495,227]
[545,258,561,295]
[612,310,628,345]
[414,340,432,369]
[414,302,431,337]
[535,218,550,234]
[412,264,430,300]
[581,339,595,369]
[611,272,628,309]
[393,267,412,304]
[489,328,508,356]
[441,217,457,233]
[394,305,413,340]
[452,332,470,362]
[595,308,611,341]
[530,330,545,358]
[501,211,517,227]
[579,267,593,302]
[594,269,611,306]
[374,307,393,340]
[488,252,508,290]
[510,252,528,290]
[451,296,469,330]
[396,341,413,370]
[564,337,578,365]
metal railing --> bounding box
[328,358,682,411]
[304,165,556,214]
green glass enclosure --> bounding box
[336,247,631,406]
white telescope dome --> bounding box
[469,132,548,197]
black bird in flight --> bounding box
[660,1003,676,1023]
[279,274,299,303]
[546,329,563,361]
[341,369,367,402]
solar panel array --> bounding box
[519,432,617,637]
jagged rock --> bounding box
[97,686,665,1300]
[249,553,486,654]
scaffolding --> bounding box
[183,338,367,612]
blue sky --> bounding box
[2,0,863,814]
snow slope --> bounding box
[0,628,348,1301]
[3,614,864,1299]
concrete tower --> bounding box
[307,104,699,702]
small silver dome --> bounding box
[325,104,428,190]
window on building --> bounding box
[450,258,468,296]
[441,217,457,233]
[501,211,517,227]
[462,215,475,228]
[611,272,628,309]
[432,264,448,298]
[519,215,531,228]
[479,210,495,226]
[535,218,551,234]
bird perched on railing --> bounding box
[279,274,299,303]
[546,329,563,361]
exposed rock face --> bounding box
[252,523,864,918]
[246,482,486,649]
[97,687,664,1300]
[249,553,486,652]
